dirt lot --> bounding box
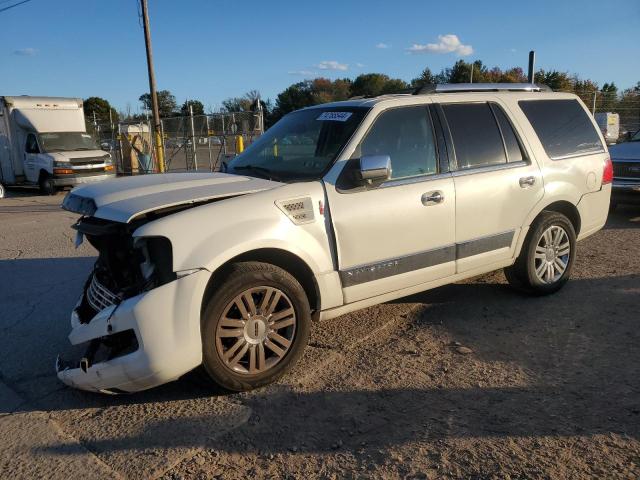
[0,188,638,479]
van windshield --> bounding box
[39,132,99,153]
[226,107,369,182]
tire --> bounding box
[200,261,311,392]
[609,201,618,212]
[39,175,56,196]
[504,211,576,295]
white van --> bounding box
[0,96,115,197]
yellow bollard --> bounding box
[155,131,165,173]
[236,135,244,153]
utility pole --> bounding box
[140,0,165,173]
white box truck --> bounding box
[594,112,620,145]
[0,96,115,198]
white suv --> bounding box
[56,84,612,394]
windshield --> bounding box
[38,132,99,153]
[227,107,369,181]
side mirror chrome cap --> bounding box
[359,155,391,182]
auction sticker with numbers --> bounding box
[316,111,353,122]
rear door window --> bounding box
[442,103,506,169]
[519,99,604,159]
[490,104,527,163]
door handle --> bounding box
[519,176,536,188]
[421,190,444,206]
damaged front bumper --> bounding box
[56,269,209,394]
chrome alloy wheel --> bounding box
[215,286,296,374]
[534,225,571,284]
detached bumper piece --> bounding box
[56,269,208,394]
[56,330,139,394]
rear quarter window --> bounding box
[519,99,604,159]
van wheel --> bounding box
[39,176,56,196]
[505,211,576,295]
[200,261,311,392]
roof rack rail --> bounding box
[412,83,551,95]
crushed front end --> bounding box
[56,216,207,394]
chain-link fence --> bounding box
[86,109,264,175]
[161,110,263,172]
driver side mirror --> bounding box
[359,155,391,183]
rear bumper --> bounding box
[56,269,209,394]
[612,180,640,204]
[53,172,116,187]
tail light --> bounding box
[602,157,613,185]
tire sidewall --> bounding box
[39,176,56,196]
[524,213,576,294]
[201,263,311,391]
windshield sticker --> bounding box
[317,111,352,122]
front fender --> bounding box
[133,181,336,278]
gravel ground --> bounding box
[0,188,638,479]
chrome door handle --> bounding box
[421,190,444,206]
[519,176,536,188]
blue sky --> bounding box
[1,0,638,113]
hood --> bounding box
[608,141,640,161]
[62,172,283,223]
[53,150,110,160]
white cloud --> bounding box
[356,62,365,68]
[13,48,37,56]
[316,60,348,71]
[376,42,390,49]
[288,70,317,76]
[407,34,473,56]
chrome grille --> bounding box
[87,274,119,312]
[613,161,640,179]
[70,156,109,165]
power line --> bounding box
[0,0,34,13]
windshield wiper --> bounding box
[231,165,281,181]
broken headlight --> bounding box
[136,236,176,288]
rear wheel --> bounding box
[201,262,311,392]
[505,211,576,295]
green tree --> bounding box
[222,90,269,113]
[180,99,205,116]
[411,68,437,88]
[351,73,408,97]
[139,90,177,118]
[534,70,573,91]
[83,97,118,124]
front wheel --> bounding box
[39,176,56,195]
[505,211,576,295]
[201,262,311,392]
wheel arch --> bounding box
[200,248,321,323]
[538,200,581,236]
